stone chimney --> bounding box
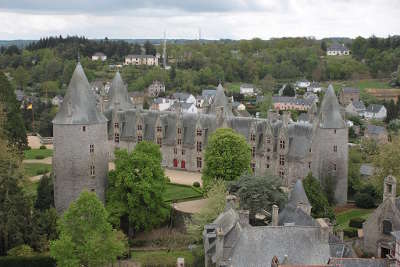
[282,111,290,125]
[238,210,250,226]
[215,227,224,264]
[317,218,330,242]
[383,175,397,203]
[272,205,279,226]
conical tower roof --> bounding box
[107,71,133,111]
[319,84,345,129]
[207,83,233,116]
[289,180,311,207]
[53,63,107,125]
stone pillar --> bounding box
[238,210,250,226]
[216,227,224,265]
[272,205,279,226]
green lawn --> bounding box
[335,208,374,230]
[163,183,203,202]
[24,148,53,160]
[132,249,194,266]
[349,79,390,90]
[225,82,241,93]
[23,180,39,197]
[23,163,52,177]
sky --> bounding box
[0,0,399,40]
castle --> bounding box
[53,63,348,213]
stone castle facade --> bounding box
[53,63,348,213]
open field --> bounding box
[335,208,374,230]
[225,82,241,93]
[321,79,391,93]
[24,148,53,160]
[131,249,195,266]
[23,163,52,177]
[163,183,203,203]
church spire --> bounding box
[319,84,345,129]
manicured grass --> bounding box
[163,183,203,202]
[132,249,194,266]
[225,82,241,93]
[23,180,39,196]
[24,148,53,160]
[335,208,374,230]
[23,163,52,177]
[350,79,390,90]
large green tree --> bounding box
[303,173,335,221]
[202,128,251,189]
[35,174,55,211]
[106,142,169,237]
[50,191,127,267]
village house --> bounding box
[364,125,389,144]
[295,79,311,89]
[346,100,366,117]
[240,83,255,96]
[150,97,174,111]
[272,96,313,111]
[168,101,197,114]
[124,54,159,66]
[307,82,323,93]
[147,80,165,97]
[128,91,144,109]
[339,87,360,106]
[326,43,350,56]
[51,95,63,106]
[304,92,319,104]
[364,104,387,120]
[366,89,400,103]
[91,52,107,61]
[197,89,217,108]
[363,175,400,258]
[172,92,196,104]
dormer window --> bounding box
[382,219,392,235]
[90,165,95,176]
[178,128,182,134]
[157,126,162,133]
[114,133,119,143]
[197,129,202,136]
[89,144,94,153]
[250,133,256,141]
[82,126,86,132]
[280,140,285,149]
[279,155,285,166]
[137,124,142,131]
[114,122,119,129]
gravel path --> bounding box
[28,135,53,149]
[165,169,202,186]
[23,157,52,164]
[173,198,208,214]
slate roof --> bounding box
[205,84,233,117]
[366,125,387,135]
[328,258,388,267]
[287,124,313,159]
[240,83,254,88]
[125,54,157,59]
[173,92,192,102]
[359,164,374,176]
[289,180,311,207]
[278,204,317,226]
[93,52,106,57]
[351,100,366,110]
[341,87,359,94]
[106,72,134,111]
[298,113,310,122]
[319,85,346,129]
[272,96,313,106]
[53,63,107,125]
[327,43,350,52]
[366,104,385,113]
[202,89,216,97]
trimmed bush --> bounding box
[343,227,358,238]
[355,192,376,209]
[193,181,200,188]
[7,245,34,257]
[0,256,56,267]
[35,155,45,160]
[349,217,366,229]
[26,146,32,150]
[39,145,47,150]
[36,169,49,175]
[164,176,171,183]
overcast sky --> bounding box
[0,0,399,40]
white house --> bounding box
[232,101,246,111]
[239,83,255,96]
[295,79,310,89]
[307,82,322,93]
[124,54,159,66]
[345,100,366,117]
[151,97,175,111]
[327,44,350,56]
[52,95,63,106]
[169,102,197,114]
[172,92,196,104]
[364,104,387,120]
[92,52,107,61]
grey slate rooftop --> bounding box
[366,104,385,113]
[272,96,313,106]
[328,43,350,52]
[288,180,311,207]
[106,71,134,111]
[319,85,346,129]
[366,125,387,135]
[53,63,107,125]
[351,100,366,110]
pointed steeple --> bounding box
[107,71,133,111]
[53,63,107,125]
[207,83,233,117]
[319,84,345,129]
[289,180,311,209]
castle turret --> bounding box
[52,63,108,213]
[106,71,133,112]
[312,84,348,204]
[288,179,312,215]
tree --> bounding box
[257,93,272,118]
[35,174,54,211]
[144,40,156,56]
[185,181,226,242]
[354,184,378,208]
[106,144,169,237]
[50,191,127,267]
[132,43,142,55]
[282,84,295,97]
[202,128,251,189]
[29,208,58,252]
[13,66,30,89]
[229,174,286,224]
[133,141,162,163]
[320,41,327,52]
[303,173,335,221]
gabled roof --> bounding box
[341,87,359,94]
[106,72,133,111]
[53,63,107,125]
[319,85,346,129]
[366,104,385,113]
[278,204,317,226]
[327,43,350,52]
[351,100,366,110]
[93,52,106,56]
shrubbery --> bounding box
[0,256,55,267]
[35,155,45,159]
[193,182,200,188]
[343,227,358,238]
[354,184,378,209]
[39,145,46,150]
[349,217,366,229]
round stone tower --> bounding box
[52,63,108,213]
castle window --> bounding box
[174,148,177,154]
[90,165,95,176]
[137,135,142,142]
[114,122,119,129]
[197,141,202,152]
[182,149,185,155]
[178,128,182,134]
[157,126,162,133]
[279,170,284,178]
[91,188,95,192]
[280,140,285,149]
[90,144,94,153]
[137,124,142,131]
[252,147,256,158]
[309,148,312,153]
[177,139,182,145]
[382,220,392,235]
[197,157,202,168]
[308,162,311,169]
[333,145,337,152]
[267,148,271,152]
[251,163,256,173]
[333,163,337,171]
[251,133,256,141]
[157,137,162,147]
[334,129,337,134]
[82,126,86,132]
[266,164,270,169]
[114,133,119,143]
[267,156,270,161]
[279,155,285,166]
[266,137,271,144]
[197,129,202,136]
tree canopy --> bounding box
[202,128,251,189]
[50,191,127,267]
[106,143,169,236]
